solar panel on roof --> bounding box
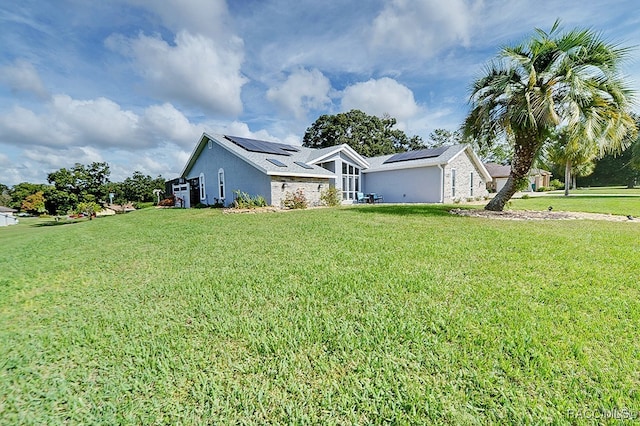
[294,161,314,170]
[383,146,449,164]
[224,135,299,156]
[266,158,287,167]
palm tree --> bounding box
[545,130,597,196]
[464,20,637,211]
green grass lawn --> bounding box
[1,202,640,424]
[547,186,640,195]
[510,195,640,217]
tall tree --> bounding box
[303,110,425,156]
[0,183,11,207]
[464,21,637,211]
[545,130,597,195]
[9,182,49,210]
[47,162,110,212]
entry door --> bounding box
[172,184,190,208]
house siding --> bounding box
[443,151,489,202]
[186,143,271,206]
[362,166,442,203]
[270,176,330,207]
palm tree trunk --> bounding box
[564,159,571,196]
[485,136,538,211]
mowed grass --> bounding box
[510,195,640,217]
[1,203,640,424]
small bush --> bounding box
[282,189,308,209]
[521,194,530,199]
[320,187,341,207]
[233,190,267,209]
[550,179,564,190]
[158,196,175,207]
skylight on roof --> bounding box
[266,158,287,167]
[294,161,313,170]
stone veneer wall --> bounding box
[442,152,489,202]
[270,176,330,207]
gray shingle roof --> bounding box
[364,144,467,171]
[185,134,335,178]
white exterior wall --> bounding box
[0,213,18,226]
[362,166,442,203]
[270,176,330,207]
[443,152,489,202]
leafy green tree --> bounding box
[464,21,637,211]
[21,191,47,214]
[0,183,11,207]
[9,182,49,210]
[303,110,425,156]
[122,171,165,202]
[545,130,597,195]
[77,201,102,220]
[47,162,111,212]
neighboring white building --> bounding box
[172,133,490,207]
[0,206,18,226]
[484,163,552,192]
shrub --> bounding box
[158,196,175,207]
[233,190,267,209]
[320,187,341,207]
[550,179,564,190]
[521,194,530,199]
[282,189,308,209]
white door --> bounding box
[172,183,190,208]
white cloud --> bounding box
[106,30,247,116]
[341,77,420,121]
[370,0,478,57]
[0,59,49,99]
[266,68,332,119]
[140,103,203,148]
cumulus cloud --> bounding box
[0,94,206,152]
[341,77,420,121]
[0,59,49,99]
[140,103,203,148]
[0,95,141,148]
[370,0,478,57]
[106,30,247,116]
[266,68,332,119]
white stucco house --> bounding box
[170,133,490,207]
[0,206,18,226]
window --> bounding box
[199,173,206,201]
[451,169,456,198]
[341,162,360,201]
[218,168,225,200]
[470,172,474,197]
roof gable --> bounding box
[181,133,334,179]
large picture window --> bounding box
[341,162,360,200]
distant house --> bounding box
[0,206,18,227]
[171,133,490,207]
[484,163,552,192]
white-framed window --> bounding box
[451,169,456,197]
[218,168,225,200]
[341,162,360,200]
[199,173,206,201]
[470,171,474,197]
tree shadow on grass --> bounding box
[31,219,86,227]
[349,204,473,217]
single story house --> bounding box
[484,163,552,192]
[171,133,490,207]
[0,206,18,226]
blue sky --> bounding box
[0,0,638,185]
